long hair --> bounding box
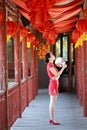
[44,53,50,63]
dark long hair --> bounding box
[44,53,50,63]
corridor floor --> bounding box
[11,89,87,130]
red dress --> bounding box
[47,62,59,95]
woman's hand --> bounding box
[62,63,67,69]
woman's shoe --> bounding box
[49,120,60,125]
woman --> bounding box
[45,52,67,125]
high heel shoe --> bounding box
[49,120,60,125]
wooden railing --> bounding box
[0,74,38,130]
[0,91,7,130]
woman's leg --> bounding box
[49,94,57,121]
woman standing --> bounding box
[45,52,67,125]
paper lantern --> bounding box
[76,19,87,33]
[33,39,39,46]
[7,21,19,35]
[72,29,82,43]
[27,33,35,43]
[20,25,28,37]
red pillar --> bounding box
[34,48,38,74]
[22,36,29,105]
[14,32,21,82]
[79,46,83,106]
[30,43,34,75]
[30,43,35,99]
[0,0,9,129]
[13,31,22,116]
[75,47,82,105]
[34,48,38,95]
[22,37,28,78]
[82,41,87,116]
[75,48,79,96]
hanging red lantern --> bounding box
[7,21,19,35]
[33,38,39,46]
[72,29,82,43]
[20,25,28,37]
[0,10,3,23]
[76,19,87,33]
[42,20,58,44]
[27,33,35,43]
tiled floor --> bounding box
[11,89,87,130]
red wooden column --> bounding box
[30,43,34,75]
[34,48,38,95]
[30,42,35,99]
[76,46,83,106]
[22,37,28,78]
[33,47,37,74]
[78,47,83,105]
[79,46,83,106]
[14,32,21,82]
[0,0,9,130]
[82,41,87,116]
[75,48,79,95]
[75,47,82,105]
[34,48,38,74]
[22,36,29,105]
[13,29,22,116]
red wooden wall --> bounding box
[0,75,38,130]
[0,93,7,130]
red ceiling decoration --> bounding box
[49,0,82,13]
[11,0,83,44]
[54,16,78,27]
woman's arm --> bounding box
[50,64,67,79]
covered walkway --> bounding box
[11,89,87,130]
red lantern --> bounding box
[20,25,28,37]
[27,33,35,43]
[76,19,87,33]
[33,39,39,46]
[7,21,19,35]
[72,29,82,43]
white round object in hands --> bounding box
[55,57,65,67]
